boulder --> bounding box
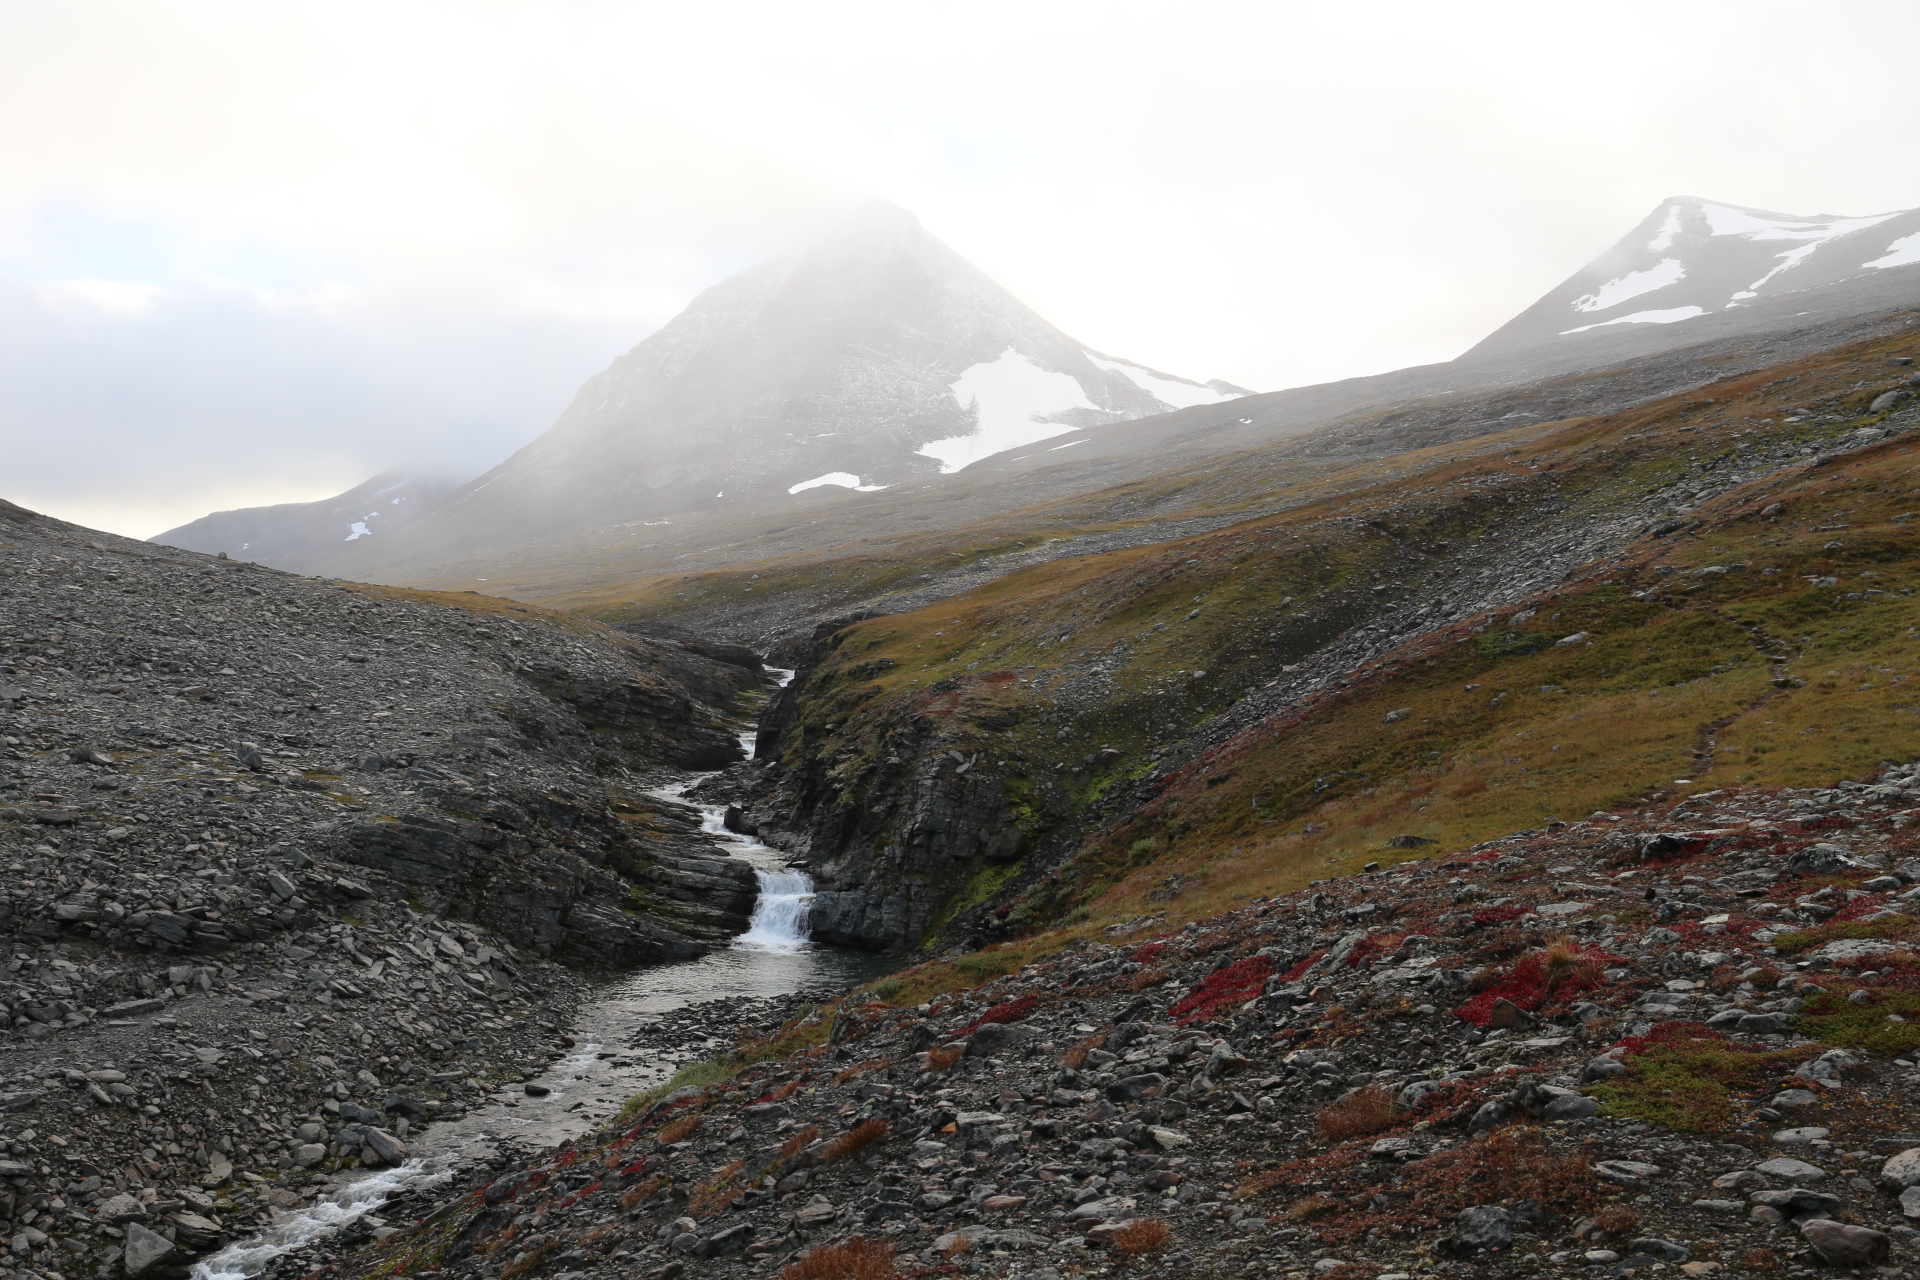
[1880,1147,1920,1189]
[1450,1205,1512,1253]
[1801,1220,1889,1268]
[1755,1157,1827,1184]
[121,1223,175,1278]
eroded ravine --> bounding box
[194,669,892,1280]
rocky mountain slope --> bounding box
[0,496,780,1280]
[312,758,1920,1280]
[1466,196,1920,363]
[153,469,465,570]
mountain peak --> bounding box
[1463,193,1920,361]
[335,206,1245,566]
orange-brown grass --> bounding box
[687,1159,745,1218]
[1110,1218,1172,1255]
[619,1177,663,1209]
[1315,1085,1398,1140]
[922,1045,964,1072]
[778,1125,821,1162]
[768,1079,803,1101]
[835,1057,889,1084]
[1129,966,1170,991]
[656,1115,698,1145]
[1540,936,1598,994]
[778,1236,897,1280]
[1247,1126,1594,1245]
[500,1239,562,1279]
[1061,1030,1108,1070]
[940,1235,972,1260]
[1593,1205,1641,1237]
[480,1222,520,1257]
[820,1119,890,1161]
[1737,1248,1779,1272]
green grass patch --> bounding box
[1798,985,1920,1057]
[614,1058,736,1124]
[1770,919,1918,954]
[1589,1029,1808,1132]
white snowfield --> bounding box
[1086,353,1240,409]
[787,472,887,495]
[919,347,1244,474]
[1572,258,1685,313]
[919,349,1096,473]
[1561,305,1706,335]
[1865,232,1920,271]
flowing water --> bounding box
[195,667,894,1279]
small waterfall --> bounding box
[738,867,814,951]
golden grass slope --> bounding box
[764,326,1920,945]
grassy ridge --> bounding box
[643,326,1920,947]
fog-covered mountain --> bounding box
[324,203,1244,571]
[152,468,464,566]
[1466,195,1920,360]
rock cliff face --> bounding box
[0,497,766,966]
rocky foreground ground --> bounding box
[302,756,1920,1280]
[0,500,772,1280]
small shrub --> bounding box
[1284,1194,1333,1221]
[1168,955,1274,1025]
[870,977,903,1002]
[1587,1022,1806,1132]
[1479,629,1551,659]
[1130,965,1170,991]
[1593,1205,1641,1237]
[940,1234,972,1260]
[835,1057,888,1084]
[1316,1085,1399,1140]
[778,1125,820,1162]
[1772,918,1915,954]
[923,1044,964,1072]
[953,952,1017,982]
[820,1119,890,1161]
[619,1176,663,1209]
[1736,1247,1778,1271]
[945,992,1040,1041]
[657,1115,699,1145]
[779,1235,897,1280]
[687,1158,744,1218]
[1062,1030,1107,1070]
[1111,1218,1172,1255]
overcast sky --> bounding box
[3,0,1917,538]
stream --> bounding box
[196,668,894,1280]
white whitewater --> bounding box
[192,666,834,1280]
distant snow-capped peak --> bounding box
[1466,195,1920,360]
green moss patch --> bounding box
[1588,1023,1808,1133]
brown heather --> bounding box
[779,1236,897,1280]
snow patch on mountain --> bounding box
[1573,259,1685,312]
[1561,305,1706,335]
[788,472,888,495]
[921,350,1095,472]
[1864,232,1920,271]
[1086,354,1241,409]
[1465,195,1920,362]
